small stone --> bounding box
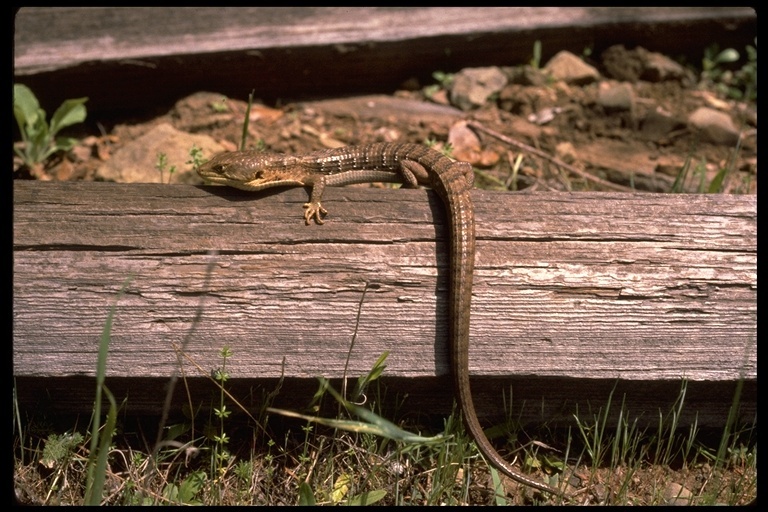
[602,45,643,82]
[663,482,693,505]
[597,82,635,111]
[506,65,548,87]
[449,67,508,111]
[641,107,684,141]
[639,49,688,82]
[688,107,740,146]
[554,142,578,164]
[602,45,691,83]
[544,50,600,85]
[448,122,482,162]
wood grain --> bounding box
[13,8,756,114]
[13,181,756,386]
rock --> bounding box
[554,141,578,164]
[597,82,636,111]
[448,122,499,167]
[95,123,224,184]
[543,50,600,85]
[505,65,548,87]
[602,45,690,83]
[688,107,740,146]
[602,45,644,82]
[663,482,693,505]
[499,83,558,116]
[640,49,688,82]
[641,106,685,141]
[447,122,482,161]
[527,106,564,125]
[450,66,509,110]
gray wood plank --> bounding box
[14,7,756,72]
[13,8,756,115]
[13,182,756,385]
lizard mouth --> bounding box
[198,174,230,185]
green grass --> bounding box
[13,343,756,505]
[13,380,756,505]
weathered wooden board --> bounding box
[15,7,756,72]
[13,182,756,387]
[13,7,756,114]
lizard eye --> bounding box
[214,164,237,178]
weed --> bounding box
[187,144,206,171]
[209,96,230,113]
[423,70,455,100]
[211,346,234,499]
[672,131,746,194]
[530,40,542,69]
[83,278,132,505]
[700,42,757,101]
[40,432,84,469]
[155,153,176,184]
[13,84,88,171]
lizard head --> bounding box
[197,151,306,191]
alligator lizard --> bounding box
[198,143,563,496]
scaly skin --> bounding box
[198,143,563,497]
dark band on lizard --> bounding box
[198,142,563,497]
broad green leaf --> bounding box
[715,48,740,64]
[163,483,180,502]
[50,97,88,135]
[347,489,388,506]
[13,84,43,129]
[54,136,80,153]
[177,471,205,504]
[298,481,316,506]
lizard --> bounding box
[198,142,564,497]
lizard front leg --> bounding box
[302,175,329,225]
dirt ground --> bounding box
[15,45,756,197]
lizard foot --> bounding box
[303,202,328,225]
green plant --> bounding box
[240,90,256,150]
[210,346,233,500]
[155,153,176,184]
[671,137,746,194]
[164,470,206,505]
[187,145,206,173]
[530,40,542,69]
[40,432,84,469]
[423,70,455,100]
[83,278,131,505]
[209,96,230,113]
[735,44,757,101]
[702,44,740,79]
[700,42,757,101]
[13,84,88,169]
[157,145,219,184]
[431,70,455,88]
